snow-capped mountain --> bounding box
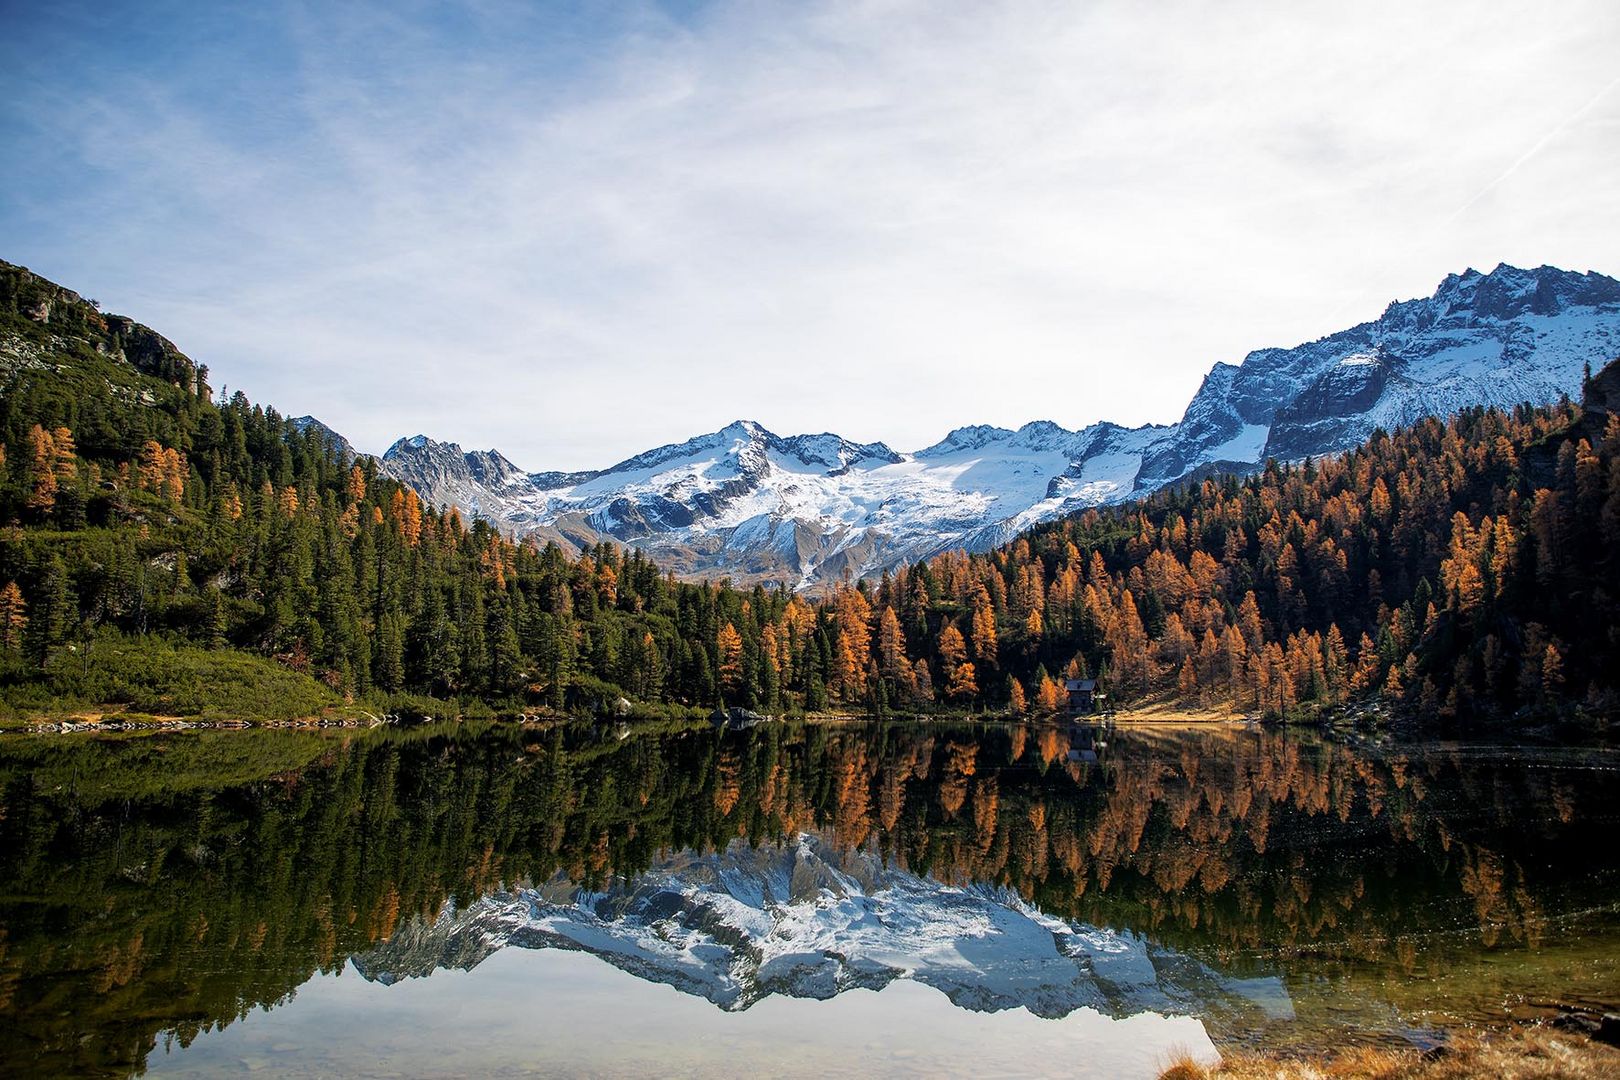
[350,834,1291,1027]
[372,264,1620,587]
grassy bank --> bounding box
[0,634,727,729]
[1161,1025,1620,1080]
[0,635,356,726]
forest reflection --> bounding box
[1,720,1615,1077]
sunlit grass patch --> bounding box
[1158,1026,1620,1080]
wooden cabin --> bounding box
[1065,678,1101,713]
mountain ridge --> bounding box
[367,262,1620,587]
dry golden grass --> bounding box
[1112,693,1246,724]
[1158,1027,1620,1080]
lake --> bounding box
[1,720,1616,1077]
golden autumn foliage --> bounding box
[1035,674,1064,713]
[0,581,26,650]
[716,622,745,696]
[346,464,367,503]
[804,392,1620,720]
[946,660,979,701]
[24,425,58,511]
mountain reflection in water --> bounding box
[350,834,1294,1022]
[1,720,1617,1077]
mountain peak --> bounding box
[1411,262,1620,324]
[386,434,453,458]
[920,424,1017,455]
[381,435,526,497]
[365,260,1618,589]
[720,419,768,438]
[289,415,357,460]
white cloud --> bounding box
[8,0,1620,468]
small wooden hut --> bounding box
[1065,678,1101,713]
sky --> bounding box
[3,0,1619,470]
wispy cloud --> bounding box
[4,0,1618,467]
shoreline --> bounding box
[1165,1020,1620,1079]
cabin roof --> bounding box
[1065,678,1098,691]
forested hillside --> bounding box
[0,260,800,717]
[875,375,1620,723]
[3,258,1617,723]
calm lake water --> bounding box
[1,720,1617,1078]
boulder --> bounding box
[710,706,770,730]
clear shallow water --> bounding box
[1,721,1617,1077]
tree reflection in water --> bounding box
[1,721,1616,1076]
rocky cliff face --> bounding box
[349,833,1291,1026]
[1,259,202,392]
[372,263,1620,587]
[1573,356,1620,443]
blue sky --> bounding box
[4,0,1619,468]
